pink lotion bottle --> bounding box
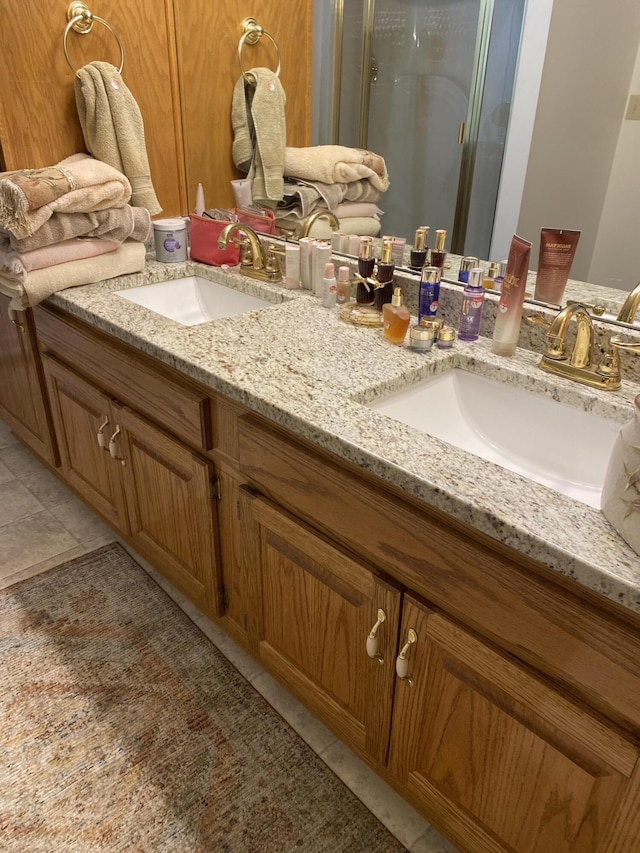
[491,235,532,357]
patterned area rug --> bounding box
[1,543,407,852]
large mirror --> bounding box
[292,0,640,327]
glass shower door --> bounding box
[358,0,484,245]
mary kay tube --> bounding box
[491,234,532,357]
[533,228,581,304]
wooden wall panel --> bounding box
[173,0,313,213]
[0,0,186,216]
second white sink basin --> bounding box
[368,368,620,508]
[115,276,272,325]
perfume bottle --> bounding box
[418,265,441,322]
[373,239,395,310]
[336,265,351,304]
[409,227,429,270]
[431,229,447,269]
[356,237,375,304]
[457,268,485,341]
[458,256,479,283]
[383,288,411,344]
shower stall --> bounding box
[312,0,526,260]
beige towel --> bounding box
[75,62,162,215]
[285,146,390,192]
[0,237,121,285]
[275,213,381,239]
[0,240,146,311]
[232,68,286,206]
[0,206,150,253]
[0,154,132,239]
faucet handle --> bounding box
[597,335,640,384]
[566,299,606,316]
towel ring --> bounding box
[63,2,125,74]
[238,17,281,84]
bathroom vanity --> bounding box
[3,261,640,853]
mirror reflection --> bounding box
[289,1,640,324]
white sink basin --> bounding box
[368,369,620,508]
[115,276,272,325]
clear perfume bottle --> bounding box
[458,268,485,341]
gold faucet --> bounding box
[539,302,617,389]
[295,210,340,239]
[217,223,282,283]
[616,281,640,325]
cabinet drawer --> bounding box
[237,415,640,734]
[35,305,212,451]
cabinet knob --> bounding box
[366,608,387,664]
[96,415,110,448]
[396,628,417,686]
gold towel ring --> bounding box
[238,17,281,84]
[63,2,125,74]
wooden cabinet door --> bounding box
[241,488,402,765]
[42,354,129,532]
[388,596,640,853]
[114,403,224,617]
[0,296,57,466]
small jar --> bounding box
[436,326,456,349]
[409,323,436,352]
[153,218,188,263]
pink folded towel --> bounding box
[0,240,146,310]
[0,237,121,285]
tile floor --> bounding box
[0,418,457,853]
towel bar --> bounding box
[63,2,125,74]
[238,17,281,84]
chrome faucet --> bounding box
[295,210,340,239]
[217,223,283,283]
[616,281,640,325]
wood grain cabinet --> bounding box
[41,352,224,616]
[0,294,57,466]
[388,596,640,853]
[240,487,402,765]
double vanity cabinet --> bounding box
[2,276,640,853]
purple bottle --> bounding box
[458,267,485,341]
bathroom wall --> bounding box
[514,0,640,282]
[588,39,640,290]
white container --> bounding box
[153,218,188,263]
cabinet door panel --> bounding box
[243,490,401,764]
[116,404,223,616]
[389,597,638,853]
[42,355,128,531]
[0,296,57,465]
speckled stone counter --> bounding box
[45,259,640,617]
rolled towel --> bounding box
[0,240,146,311]
[0,206,151,254]
[330,202,382,219]
[0,154,132,239]
[75,62,162,215]
[285,146,390,193]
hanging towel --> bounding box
[74,61,162,215]
[231,68,286,207]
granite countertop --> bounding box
[46,258,640,617]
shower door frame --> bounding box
[329,0,497,255]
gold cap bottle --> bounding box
[434,230,447,252]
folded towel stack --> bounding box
[0,153,150,310]
[275,145,390,237]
